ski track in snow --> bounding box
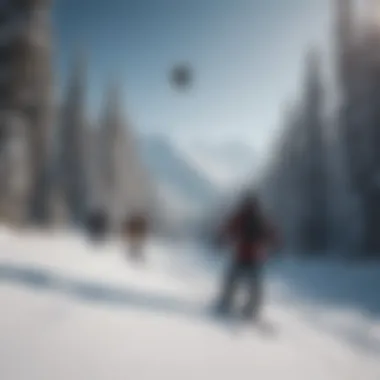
[0,230,379,380]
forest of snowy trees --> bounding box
[257,0,380,256]
[0,0,155,231]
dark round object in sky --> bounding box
[170,63,193,90]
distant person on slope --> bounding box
[86,209,108,242]
[122,212,149,262]
[215,193,280,321]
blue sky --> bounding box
[53,0,333,159]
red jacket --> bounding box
[220,209,279,263]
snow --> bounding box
[269,256,380,354]
[0,230,380,380]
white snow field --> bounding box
[0,229,380,380]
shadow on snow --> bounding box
[0,261,235,331]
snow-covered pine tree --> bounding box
[97,82,124,229]
[97,82,156,232]
[300,47,329,252]
[0,0,55,224]
[58,51,88,225]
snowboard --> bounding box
[210,305,278,337]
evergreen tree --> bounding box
[98,81,156,230]
[301,47,329,252]
[59,51,88,225]
[0,0,55,224]
[98,82,124,229]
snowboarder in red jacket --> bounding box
[215,193,280,321]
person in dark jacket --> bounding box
[86,209,108,242]
[215,193,280,321]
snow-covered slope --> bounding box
[0,230,380,380]
[271,256,380,353]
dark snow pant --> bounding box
[218,260,263,320]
